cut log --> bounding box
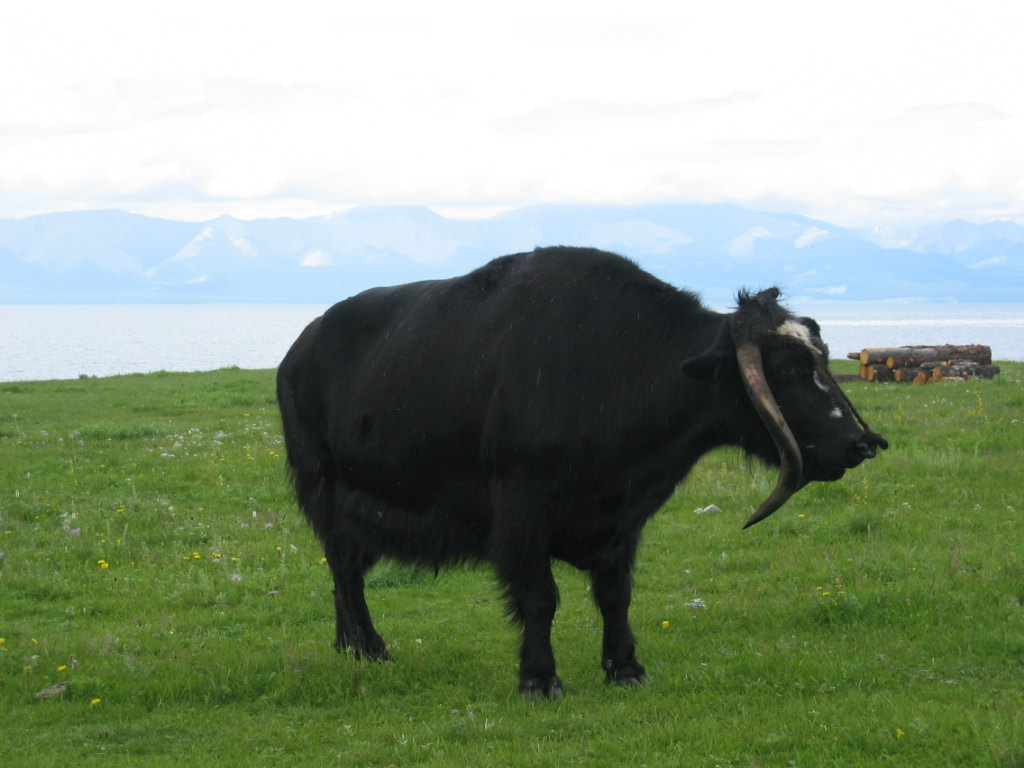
[861,364,893,382]
[894,367,924,383]
[854,341,1000,383]
[931,363,1001,381]
[978,364,1001,380]
[858,345,991,367]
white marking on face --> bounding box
[830,405,845,420]
[777,319,819,352]
[813,368,832,393]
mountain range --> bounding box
[2,204,1022,305]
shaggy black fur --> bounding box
[277,246,881,697]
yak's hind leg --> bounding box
[591,549,647,686]
[296,470,389,660]
[278,355,388,661]
[323,535,389,661]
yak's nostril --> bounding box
[854,440,876,460]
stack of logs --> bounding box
[848,344,1000,384]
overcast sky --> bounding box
[3,0,1022,230]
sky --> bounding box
[3,0,1023,232]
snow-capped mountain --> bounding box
[1,204,1021,305]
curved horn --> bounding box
[735,343,804,529]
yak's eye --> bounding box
[770,359,804,380]
[770,347,817,382]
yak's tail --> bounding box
[276,320,336,542]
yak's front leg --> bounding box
[502,560,562,698]
[490,479,563,698]
[591,557,647,686]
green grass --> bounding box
[2,362,1022,766]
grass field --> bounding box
[2,361,1022,766]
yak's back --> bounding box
[310,246,685,366]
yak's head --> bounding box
[684,288,888,529]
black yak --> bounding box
[277,246,886,697]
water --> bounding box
[0,305,329,383]
[798,301,1024,363]
[1,302,1022,383]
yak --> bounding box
[276,246,887,697]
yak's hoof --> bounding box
[604,660,647,687]
[612,673,647,687]
[335,641,392,662]
[519,675,564,700]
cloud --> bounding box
[796,227,832,248]
[904,102,1009,123]
[2,2,1024,227]
[497,91,759,133]
[301,250,334,267]
[725,226,778,256]
[809,285,848,296]
[64,75,314,129]
[969,256,1007,269]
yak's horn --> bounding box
[735,343,804,529]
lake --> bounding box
[2,302,1022,383]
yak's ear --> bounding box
[682,348,728,381]
[682,321,734,381]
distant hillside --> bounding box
[1,204,1021,304]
